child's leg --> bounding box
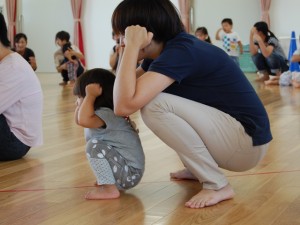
[292,72,300,88]
[66,62,78,85]
[85,139,143,199]
[85,140,120,199]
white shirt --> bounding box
[0,52,43,146]
[219,30,241,57]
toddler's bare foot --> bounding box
[170,169,198,180]
[185,184,234,209]
[85,184,120,200]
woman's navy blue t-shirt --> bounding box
[141,32,272,146]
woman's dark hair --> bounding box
[254,21,277,40]
[14,33,28,43]
[111,0,185,43]
[0,13,10,47]
[73,68,115,110]
[195,27,212,44]
[55,31,70,42]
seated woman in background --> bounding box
[249,21,289,85]
[0,13,43,161]
[12,33,37,71]
[195,27,212,44]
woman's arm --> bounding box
[249,27,258,55]
[254,34,273,58]
[29,56,37,71]
[113,25,174,116]
[109,45,120,69]
[77,84,105,128]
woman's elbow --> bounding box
[114,104,136,117]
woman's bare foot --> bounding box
[185,184,235,209]
[264,75,280,85]
[255,74,269,82]
[85,184,120,200]
[170,169,198,180]
[264,79,279,85]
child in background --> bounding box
[54,31,85,86]
[216,18,243,66]
[73,68,145,200]
[62,43,79,86]
[195,27,212,44]
[291,40,300,88]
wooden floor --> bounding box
[1,73,300,225]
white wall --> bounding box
[270,0,300,38]
[21,0,73,73]
[82,0,121,70]
[10,0,300,72]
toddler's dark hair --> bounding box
[55,31,70,42]
[221,18,233,25]
[195,27,212,43]
[73,68,115,110]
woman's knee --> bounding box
[141,93,171,125]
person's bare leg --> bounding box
[185,183,234,208]
[170,168,198,180]
[264,76,280,85]
[292,81,300,88]
[85,184,120,200]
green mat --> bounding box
[239,44,257,73]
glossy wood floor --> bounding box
[1,73,300,225]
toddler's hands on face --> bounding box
[85,83,102,98]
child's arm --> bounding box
[292,55,300,62]
[77,84,105,128]
[291,50,300,62]
[215,28,222,40]
[238,41,243,54]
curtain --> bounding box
[260,0,271,27]
[71,0,85,66]
[178,0,191,33]
[5,0,17,47]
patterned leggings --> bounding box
[86,139,143,190]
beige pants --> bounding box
[141,93,269,190]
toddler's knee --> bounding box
[86,139,107,157]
